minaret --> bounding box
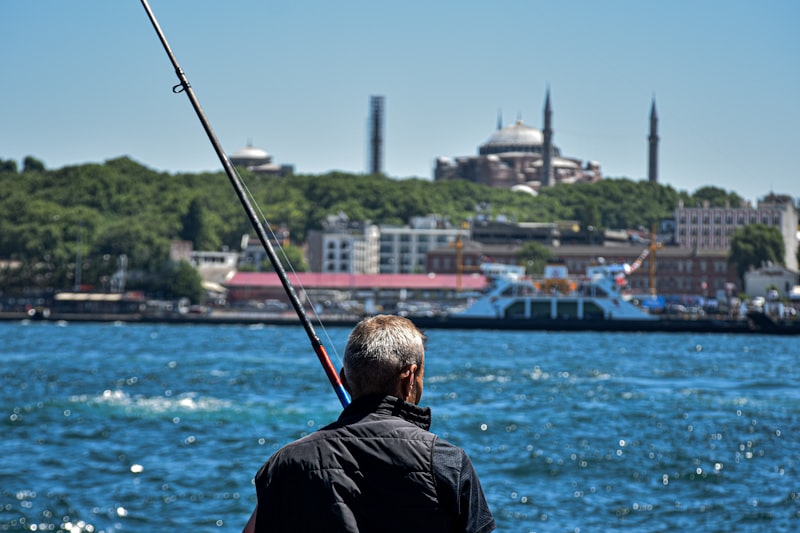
[369,95,385,175]
[496,109,503,130]
[648,97,659,183]
[542,88,553,187]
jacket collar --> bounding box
[339,394,432,431]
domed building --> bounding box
[434,90,601,192]
[229,142,294,177]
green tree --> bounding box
[263,244,309,273]
[166,260,204,303]
[517,242,554,275]
[180,198,220,250]
[0,159,18,174]
[22,156,45,173]
[729,224,785,283]
[691,186,743,208]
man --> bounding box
[243,314,495,532]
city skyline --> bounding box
[2,0,798,204]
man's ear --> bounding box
[401,363,418,402]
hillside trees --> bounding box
[0,156,755,294]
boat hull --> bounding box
[407,314,800,335]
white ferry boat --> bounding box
[453,261,657,323]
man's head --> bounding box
[341,315,426,404]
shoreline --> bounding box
[2,310,798,335]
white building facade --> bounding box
[674,194,798,271]
[307,214,380,274]
[379,216,463,274]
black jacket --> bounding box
[254,395,495,532]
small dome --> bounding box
[230,144,271,164]
[511,184,538,196]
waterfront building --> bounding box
[223,271,486,312]
[433,90,602,192]
[674,194,799,271]
[744,265,799,299]
[306,212,380,274]
[379,215,463,274]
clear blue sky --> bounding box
[3,0,798,204]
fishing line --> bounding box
[236,170,345,367]
[140,0,350,407]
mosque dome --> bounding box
[480,120,545,156]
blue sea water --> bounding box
[1,321,798,532]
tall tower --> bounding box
[541,88,553,187]
[648,97,659,183]
[369,95,385,175]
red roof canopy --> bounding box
[225,271,487,291]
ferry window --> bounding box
[531,302,551,318]
[583,302,604,319]
[506,301,526,318]
[556,302,579,319]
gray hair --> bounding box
[343,315,425,398]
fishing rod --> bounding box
[139,0,350,408]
